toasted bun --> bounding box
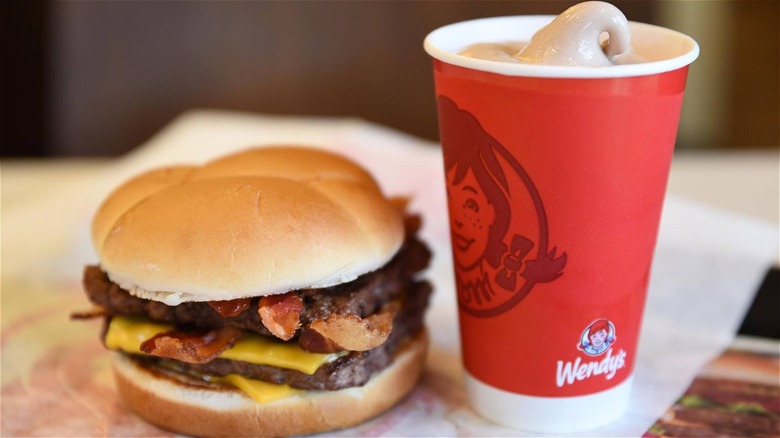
[91,147,404,305]
[112,330,428,437]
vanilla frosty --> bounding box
[425,2,698,433]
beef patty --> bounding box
[132,280,431,391]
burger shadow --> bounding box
[420,345,468,409]
[381,345,509,436]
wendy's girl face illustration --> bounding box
[589,329,608,348]
[446,167,495,270]
[437,95,566,317]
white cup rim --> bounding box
[424,15,699,78]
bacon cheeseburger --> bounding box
[76,147,431,436]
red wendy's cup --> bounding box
[425,16,698,433]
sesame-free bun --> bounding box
[92,147,404,305]
[112,330,428,437]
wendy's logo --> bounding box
[577,319,616,356]
[438,95,566,318]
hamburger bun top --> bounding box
[92,146,405,305]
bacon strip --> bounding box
[140,326,243,364]
[258,292,304,341]
[299,302,398,353]
[69,306,108,320]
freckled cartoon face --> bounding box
[447,167,496,270]
[589,329,608,348]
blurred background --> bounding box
[2,0,778,157]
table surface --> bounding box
[1,114,777,437]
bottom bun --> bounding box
[112,329,428,437]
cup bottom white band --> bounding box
[465,372,634,433]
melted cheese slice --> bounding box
[104,315,337,403]
[105,316,175,351]
[105,315,339,374]
[218,374,302,403]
